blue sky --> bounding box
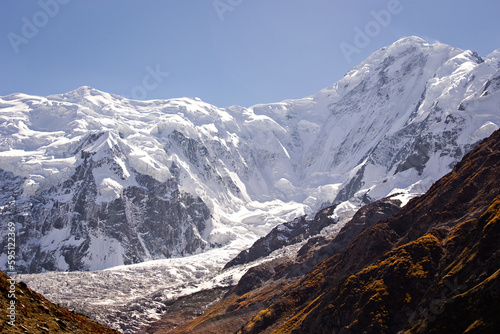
[1,0,499,107]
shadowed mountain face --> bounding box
[166,129,500,334]
[0,270,119,333]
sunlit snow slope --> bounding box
[1,36,500,273]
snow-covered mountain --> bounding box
[1,36,500,273]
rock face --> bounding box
[0,131,211,273]
[1,37,500,273]
[179,129,500,334]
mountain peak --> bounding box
[46,86,99,98]
[70,85,100,95]
[393,35,429,46]
[48,85,120,106]
[384,35,454,56]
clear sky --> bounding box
[1,0,499,107]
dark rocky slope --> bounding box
[0,135,211,273]
[224,205,338,269]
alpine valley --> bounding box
[1,36,500,333]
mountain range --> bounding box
[1,36,500,275]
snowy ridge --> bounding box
[1,37,500,274]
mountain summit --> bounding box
[1,37,500,273]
